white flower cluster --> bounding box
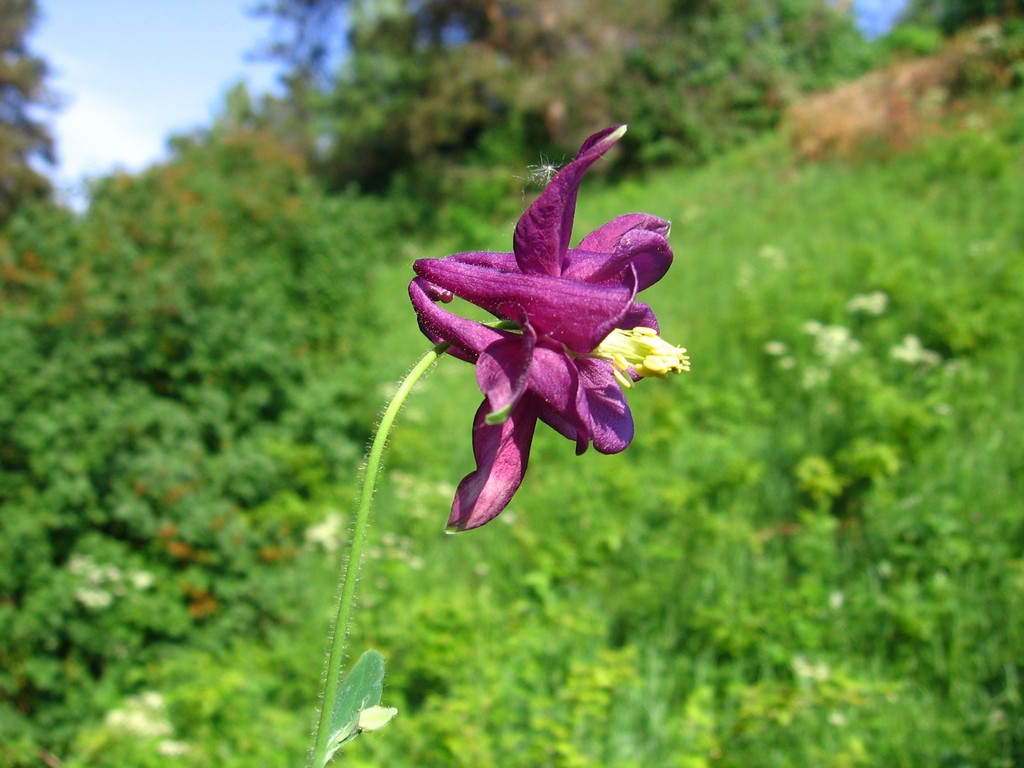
[845,290,889,316]
[104,692,189,757]
[68,554,154,611]
[802,321,863,365]
[105,692,172,738]
[792,654,832,683]
[764,291,946,389]
[304,512,346,552]
[890,334,942,366]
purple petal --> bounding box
[559,247,633,285]
[426,251,519,271]
[536,404,580,444]
[616,228,673,291]
[561,217,672,288]
[576,214,670,254]
[618,301,660,333]
[476,322,537,422]
[527,343,592,454]
[414,258,636,353]
[512,126,627,278]
[576,358,634,454]
[409,276,508,361]
[448,399,538,532]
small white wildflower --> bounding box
[764,340,789,356]
[804,322,861,365]
[67,554,93,575]
[129,570,155,590]
[801,366,831,389]
[98,564,123,583]
[305,513,345,552]
[890,335,941,366]
[792,655,813,680]
[793,655,831,684]
[105,693,172,738]
[139,692,165,710]
[829,591,845,611]
[778,356,796,370]
[828,711,848,727]
[157,740,190,757]
[75,587,114,610]
[801,320,823,335]
[845,290,889,316]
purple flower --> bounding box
[409,126,688,531]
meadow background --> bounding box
[1,1,1023,766]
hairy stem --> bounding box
[310,341,449,767]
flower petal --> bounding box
[562,217,672,288]
[431,250,519,271]
[618,301,660,333]
[513,126,627,278]
[559,247,633,285]
[527,343,592,454]
[616,228,673,291]
[575,358,634,454]
[476,321,537,423]
[448,399,538,532]
[409,276,507,361]
[414,258,636,353]
[576,213,670,254]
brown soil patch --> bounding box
[785,24,1009,160]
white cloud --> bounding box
[52,83,170,180]
[34,0,280,197]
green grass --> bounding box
[65,92,1024,767]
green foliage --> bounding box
[329,90,1023,767]
[876,23,945,58]
[323,650,395,763]
[256,0,875,194]
[902,0,1024,35]
[3,58,1024,768]
[615,0,875,167]
[0,126,417,763]
[0,0,55,223]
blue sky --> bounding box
[853,0,909,39]
[33,0,907,197]
[34,1,281,194]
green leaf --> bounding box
[323,650,393,763]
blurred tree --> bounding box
[313,0,644,190]
[255,0,872,191]
[252,0,350,98]
[0,0,54,223]
[901,0,1021,33]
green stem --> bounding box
[310,341,449,768]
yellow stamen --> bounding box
[589,326,690,388]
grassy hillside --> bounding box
[36,86,1024,766]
